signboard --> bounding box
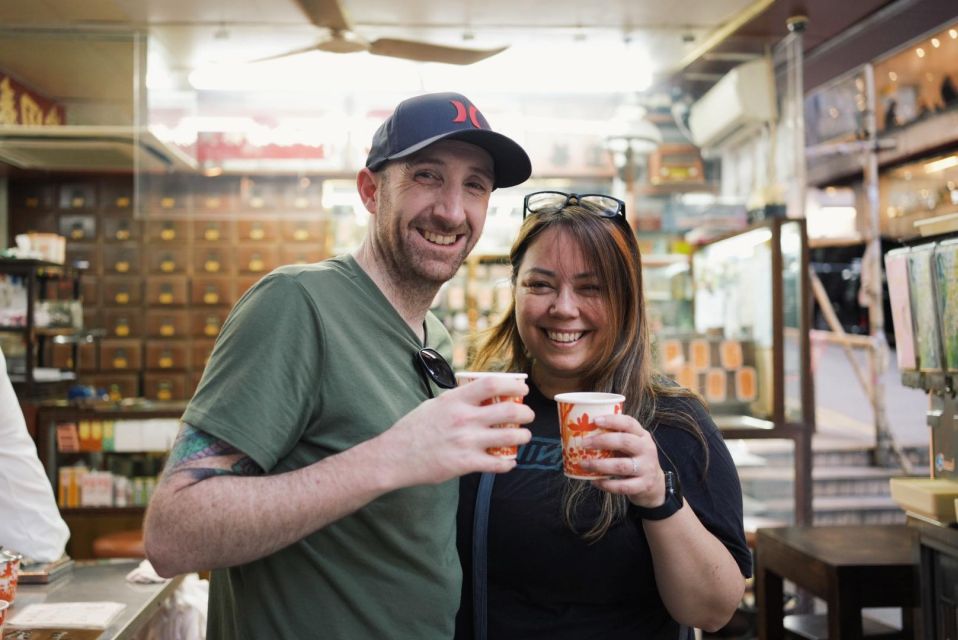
[0,72,65,125]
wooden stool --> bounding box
[92,529,145,559]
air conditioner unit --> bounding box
[688,58,775,152]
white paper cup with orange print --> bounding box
[455,371,528,458]
[554,392,625,479]
[0,598,9,634]
[0,549,20,604]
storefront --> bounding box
[1,0,956,637]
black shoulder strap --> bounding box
[471,471,496,640]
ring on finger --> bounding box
[631,458,640,475]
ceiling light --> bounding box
[924,155,958,173]
[916,47,926,58]
[931,37,941,48]
[888,71,897,81]
[950,28,957,39]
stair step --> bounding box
[747,495,907,526]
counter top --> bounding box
[9,560,183,640]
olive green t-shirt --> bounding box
[183,255,459,640]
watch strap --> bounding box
[629,470,683,522]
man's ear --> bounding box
[357,167,379,214]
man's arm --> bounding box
[144,376,533,577]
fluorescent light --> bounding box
[924,155,958,174]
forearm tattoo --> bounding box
[165,424,263,487]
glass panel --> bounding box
[781,221,805,423]
[692,226,774,419]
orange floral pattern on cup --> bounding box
[454,371,528,459]
[478,394,524,458]
[0,551,21,604]
[558,401,622,479]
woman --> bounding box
[456,192,751,640]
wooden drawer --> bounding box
[148,187,190,213]
[89,373,139,399]
[101,277,143,307]
[13,182,56,210]
[193,219,234,243]
[236,244,279,274]
[101,181,134,212]
[145,310,189,338]
[58,182,97,210]
[191,277,234,307]
[102,245,141,275]
[80,276,99,306]
[102,216,140,242]
[82,308,100,333]
[102,309,144,338]
[143,372,188,401]
[189,370,204,396]
[10,212,56,236]
[48,342,96,371]
[146,246,189,275]
[192,309,229,339]
[280,243,325,266]
[145,340,190,370]
[236,275,264,298]
[237,219,279,242]
[145,276,189,306]
[146,219,189,243]
[192,246,233,276]
[66,243,99,273]
[59,214,97,241]
[282,219,325,242]
[192,339,216,371]
[100,339,142,371]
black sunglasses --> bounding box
[417,347,456,391]
[522,191,629,230]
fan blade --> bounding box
[248,43,321,64]
[369,38,507,65]
[296,0,351,32]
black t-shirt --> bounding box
[456,382,752,640]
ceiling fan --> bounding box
[257,0,508,65]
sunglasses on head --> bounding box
[522,191,629,231]
[417,347,456,393]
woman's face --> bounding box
[515,226,611,394]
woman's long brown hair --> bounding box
[471,202,708,541]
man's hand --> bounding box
[372,376,534,487]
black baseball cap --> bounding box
[365,92,532,189]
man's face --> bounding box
[372,139,495,287]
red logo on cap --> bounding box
[450,100,483,128]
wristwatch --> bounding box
[629,470,683,522]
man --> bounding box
[144,92,535,639]
[0,345,70,562]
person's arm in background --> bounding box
[144,376,532,577]
[0,346,70,562]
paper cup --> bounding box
[0,549,20,604]
[455,371,528,458]
[555,392,625,479]
[0,598,9,633]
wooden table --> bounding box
[756,525,920,640]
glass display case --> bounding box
[687,218,815,523]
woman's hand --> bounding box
[577,414,667,509]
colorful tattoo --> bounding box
[165,424,263,486]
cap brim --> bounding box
[378,129,531,189]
